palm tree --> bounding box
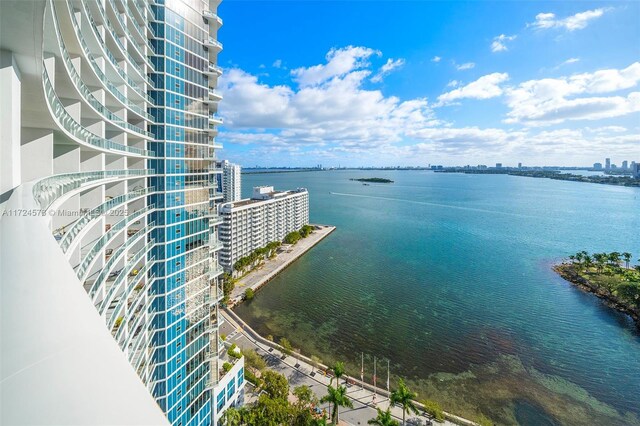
[331,361,346,386]
[568,254,576,264]
[622,252,632,269]
[368,408,400,426]
[390,379,419,426]
[608,252,621,268]
[583,255,593,273]
[222,407,242,426]
[320,385,353,425]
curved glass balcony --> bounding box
[33,169,153,209]
[53,0,153,120]
[98,242,155,315]
[59,187,154,253]
[43,67,153,157]
[95,0,154,81]
[87,224,155,299]
[49,2,153,138]
[79,0,154,101]
[75,205,154,280]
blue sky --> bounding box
[215,1,640,167]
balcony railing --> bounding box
[43,67,154,157]
[53,0,152,120]
[59,187,154,253]
[204,36,223,50]
[33,169,153,209]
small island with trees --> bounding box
[555,251,640,326]
[350,177,394,183]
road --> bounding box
[221,310,462,426]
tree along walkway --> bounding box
[229,225,336,305]
[221,308,471,426]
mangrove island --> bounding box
[555,251,640,326]
[350,177,394,183]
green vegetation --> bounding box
[350,177,394,183]
[330,361,346,386]
[222,362,233,373]
[228,344,241,359]
[242,348,267,371]
[221,272,237,305]
[284,225,315,245]
[475,413,494,426]
[556,251,640,325]
[390,379,420,426]
[422,399,445,422]
[440,169,640,187]
[220,369,328,426]
[244,288,255,301]
[233,241,282,275]
[368,408,400,426]
[279,337,293,356]
[284,230,302,245]
[320,384,353,424]
[114,317,123,329]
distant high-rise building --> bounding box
[217,160,241,203]
[593,163,603,170]
[632,162,640,179]
[518,162,522,169]
[496,163,503,169]
[622,160,628,170]
[605,158,611,170]
[219,187,309,272]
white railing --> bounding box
[32,169,153,209]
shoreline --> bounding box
[223,307,476,426]
[228,224,336,307]
[553,263,640,327]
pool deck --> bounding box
[228,224,336,306]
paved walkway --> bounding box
[221,309,468,426]
[229,225,336,305]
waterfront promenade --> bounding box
[229,224,336,306]
[222,308,472,426]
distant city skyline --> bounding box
[215,1,640,167]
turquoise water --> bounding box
[235,170,640,425]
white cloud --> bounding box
[456,62,475,71]
[530,8,607,31]
[218,48,435,147]
[218,47,640,166]
[491,34,517,52]
[505,62,640,125]
[432,56,441,63]
[290,46,380,87]
[437,73,509,105]
[446,80,460,88]
[371,58,406,83]
[272,59,283,68]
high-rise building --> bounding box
[216,160,241,203]
[632,162,640,179]
[621,160,628,170]
[593,163,603,170]
[219,186,309,273]
[496,163,503,169]
[605,158,611,170]
[0,1,243,425]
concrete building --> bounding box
[605,158,611,170]
[496,163,503,169]
[633,162,640,179]
[593,162,603,170]
[219,186,309,272]
[621,160,628,170]
[216,160,241,203]
[0,1,243,425]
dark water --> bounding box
[235,170,640,425]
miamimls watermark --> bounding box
[1,208,130,217]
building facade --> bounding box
[219,186,309,272]
[216,159,241,203]
[0,1,242,425]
